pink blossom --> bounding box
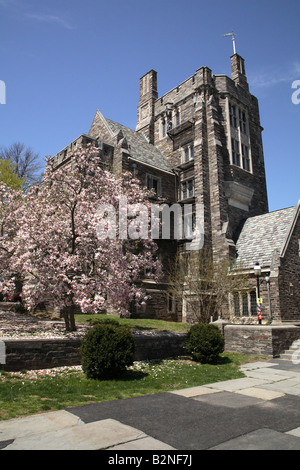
[1,146,161,331]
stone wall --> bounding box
[278,214,300,322]
[2,325,300,372]
[0,332,187,372]
[1,338,82,372]
[223,324,300,357]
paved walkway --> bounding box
[1,359,300,450]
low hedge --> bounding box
[80,323,135,380]
[185,323,225,364]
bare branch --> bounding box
[168,247,249,323]
[0,141,43,183]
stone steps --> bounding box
[280,340,300,361]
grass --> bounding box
[0,352,268,421]
[75,313,191,332]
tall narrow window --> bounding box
[162,119,166,137]
[229,104,238,128]
[229,103,252,171]
[234,294,240,316]
[190,145,194,160]
[239,110,247,133]
[168,293,175,313]
[184,211,196,239]
[176,111,180,127]
[242,293,249,316]
[250,291,257,316]
[182,181,187,200]
[182,144,194,164]
[242,144,250,171]
[184,147,189,163]
[231,138,240,167]
[188,179,194,198]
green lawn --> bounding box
[75,314,191,332]
[0,352,268,421]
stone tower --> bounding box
[136,54,269,261]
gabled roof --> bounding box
[94,111,174,174]
[236,203,299,270]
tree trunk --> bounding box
[69,304,77,331]
[62,304,77,332]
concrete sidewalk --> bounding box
[1,359,300,450]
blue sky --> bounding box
[0,0,299,212]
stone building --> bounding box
[51,53,299,324]
[235,203,300,324]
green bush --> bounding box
[80,323,135,380]
[185,323,225,364]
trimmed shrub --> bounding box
[185,323,225,364]
[80,323,135,380]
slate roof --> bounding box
[236,206,297,269]
[105,118,174,174]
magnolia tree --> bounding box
[2,146,161,331]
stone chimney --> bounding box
[136,70,158,143]
[231,54,249,91]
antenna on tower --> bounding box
[224,31,236,54]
